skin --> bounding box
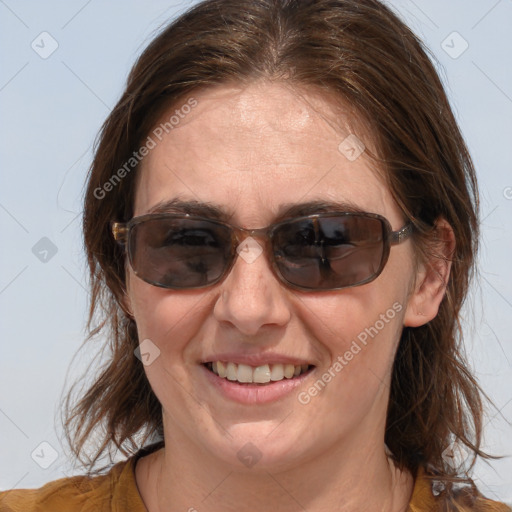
[126,81,452,512]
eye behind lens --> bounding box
[128,216,233,289]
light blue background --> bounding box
[1,0,511,504]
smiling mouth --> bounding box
[203,361,314,385]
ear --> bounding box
[403,218,455,328]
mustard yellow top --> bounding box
[1,445,510,512]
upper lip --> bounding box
[200,352,315,366]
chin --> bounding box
[199,422,312,472]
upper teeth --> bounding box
[210,362,310,384]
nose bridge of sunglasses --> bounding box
[231,216,329,262]
[232,225,272,266]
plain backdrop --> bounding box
[0,0,511,504]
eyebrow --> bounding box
[147,198,231,220]
[145,197,366,224]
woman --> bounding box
[1,0,509,510]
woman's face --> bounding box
[126,82,419,471]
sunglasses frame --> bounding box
[112,212,412,291]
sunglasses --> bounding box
[111,212,412,291]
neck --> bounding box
[137,429,413,512]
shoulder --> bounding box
[409,467,512,512]
[0,469,117,512]
[446,488,512,512]
[0,457,144,512]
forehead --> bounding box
[134,81,401,227]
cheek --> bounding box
[127,272,207,358]
[303,290,405,367]
[298,256,409,390]
[127,279,211,410]
[294,292,406,432]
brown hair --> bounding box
[64,0,494,506]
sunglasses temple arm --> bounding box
[111,222,129,245]
[390,223,413,245]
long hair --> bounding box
[64,0,491,507]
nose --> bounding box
[213,237,292,336]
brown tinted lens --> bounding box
[273,215,385,289]
[129,217,232,288]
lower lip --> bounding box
[200,364,314,405]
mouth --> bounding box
[203,361,314,385]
